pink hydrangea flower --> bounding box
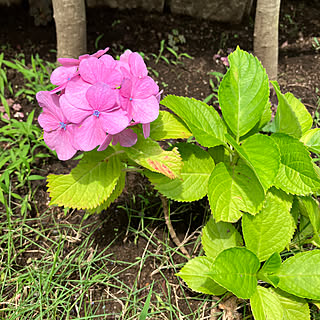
[119,76,159,123]
[36,91,78,160]
[60,82,130,151]
[50,47,109,93]
[98,128,138,151]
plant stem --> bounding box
[160,195,190,258]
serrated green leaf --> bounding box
[257,252,281,287]
[271,133,320,195]
[250,286,284,320]
[277,250,320,299]
[124,134,182,179]
[160,95,226,147]
[298,196,320,245]
[146,143,214,201]
[285,93,313,135]
[227,133,280,191]
[47,148,121,209]
[201,217,243,260]
[273,82,302,138]
[273,288,310,320]
[149,110,192,140]
[177,256,227,295]
[208,160,265,223]
[209,247,260,299]
[301,128,320,154]
[242,190,295,261]
[86,167,126,214]
[219,47,269,141]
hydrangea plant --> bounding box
[38,47,320,318]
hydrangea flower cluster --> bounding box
[36,48,160,160]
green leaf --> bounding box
[271,133,320,195]
[86,167,126,214]
[208,160,265,222]
[250,286,284,320]
[219,47,269,140]
[273,82,302,138]
[301,128,320,154]
[124,134,182,179]
[285,92,313,135]
[257,252,281,287]
[209,247,260,299]
[242,190,295,261]
[177,256,227,295]
[298,196,320,245]
[277,250,320,299]
[160,95,226,147]
[47,148,121,209]
[273,288,310,320]
[201,217,243,260]
[149,110,192,140]
[227,133,280,191]
[146,143,214,202]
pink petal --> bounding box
[99,54,117,70]
[119,95,133,119]
[86,83,117,112]
[97,134,113,151]
[132,77,159,99]
[50,66,78,86]
[142,123,150,138]
[12,103,22,111]
[38,110,60,132]
[44,127,77,160]
[60,94,91,124]
[79,57,109,84]
[57,57,79,67]
[65,76,91,110]
[128,52,148,78]
[99,109,130,134]
[74,115,106,151]
[120,50,132,63]
[91,47,109,58]
[119,78,132,98]
[36,91,66,122]
[114,128,138,147]
[131,95,159,124]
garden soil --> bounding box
[1,0,320,318]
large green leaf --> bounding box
[149,110,192,141]
[209,247,260,299]
[176,256,227,295]
[125,134,182,179]
[201,217,243,260]
[242,190,295,261]
[257,252,281,287]
[271,133,320,195]
[47,148,121,209]
[160,95,226,147]
[301,128,320,154]
[87,167,126,214]
[218,47,269,141]
[298,196,320,246]
[285,92,312,135]
[146,143,214,202]
[250,286,284,320]
[277,250,320,299]
[227,133,280,191]
[273,83,302,139]
[273,288,310,320]
[208,160,265,222]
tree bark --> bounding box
[254,0,281,81]
[52,0,87,60]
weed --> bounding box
[203,71,224,105]
[167,28,186,52]
[313,37,320,52]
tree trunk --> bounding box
[254,0,281,81]
[52,0,87,59]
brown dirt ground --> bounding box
[1,0,320,318]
